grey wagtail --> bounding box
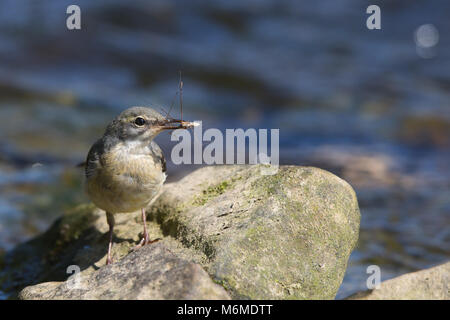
[84,106,197,264]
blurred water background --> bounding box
[0,0,448,299]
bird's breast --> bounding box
[104,143,164,185]
[86,142,166,213]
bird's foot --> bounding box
[132,234,161,251]
[106,256,113,265]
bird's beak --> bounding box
[159,119,199,130]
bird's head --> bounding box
[104,106,196,144]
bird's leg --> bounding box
[106,212,115,265]
[133,208,161,251]
[142,207,150,244]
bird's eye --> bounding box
[134,117,146,126]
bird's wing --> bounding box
[85,139,104,178]
[150,141,166,173]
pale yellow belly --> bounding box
[86,156,166,213]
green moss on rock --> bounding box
[156,165,360,299]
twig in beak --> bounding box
[161,119,198,130]
[167,91,178,120]
[179,71,183,122]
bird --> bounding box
[84,106,196,265]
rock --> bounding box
[0,165,360,300]
[347,262,450,300]
[19,242,230,300]
[149,165,360,299]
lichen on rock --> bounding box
[150,165,360,299]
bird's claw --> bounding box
[132,235,161,251]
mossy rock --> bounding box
[2,165,360,300]
[149,165,360,299]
